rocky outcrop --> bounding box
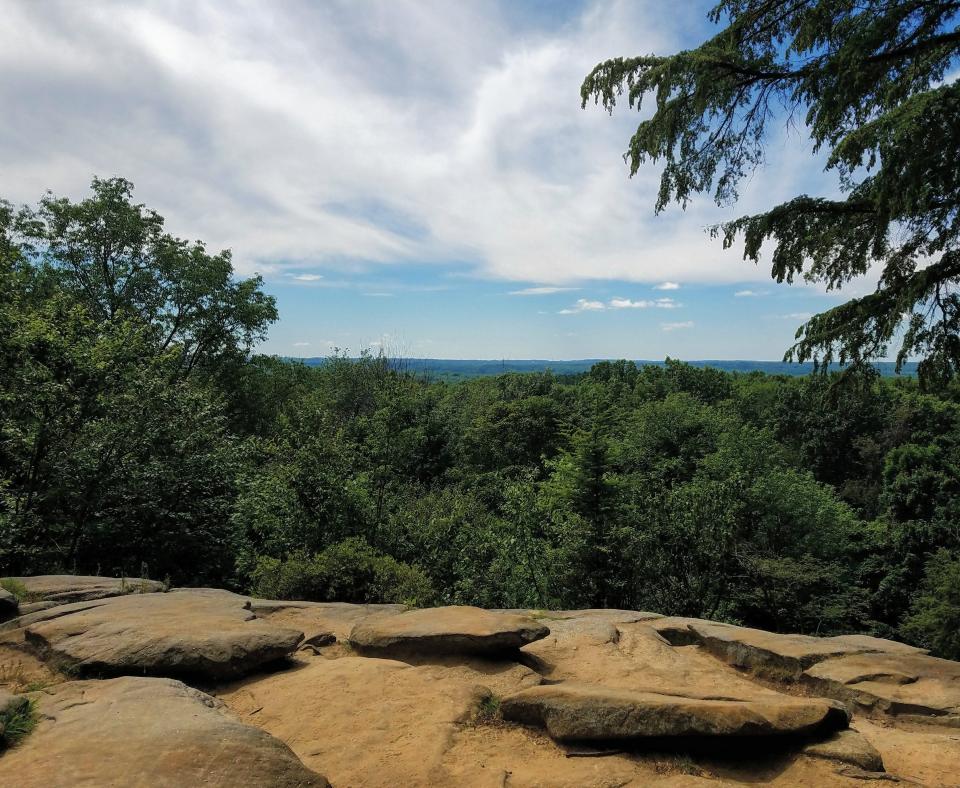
[500,682,850,742]
[0,575,164,604]
[0,677,329,787]
[22,591,303,679]
[804,729,885,772]
[349,605,550,656]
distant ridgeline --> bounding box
[291,357,919,381]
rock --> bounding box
[652,618,926,678]
[0,588,17,620]
[1,575,164,604]
[349,605,550,656]
[23,591,303,679]
[804,729,885,772]
[0,677,329,787]
[16,601,58,615]
[802,651,960,721]
[217,655,491,787]
[501,682,849,743]
[251,600,405,642]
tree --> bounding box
[582,1,960,387]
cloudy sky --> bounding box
[2,0,855,359]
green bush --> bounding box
[249,537,434,606]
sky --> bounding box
[1,0,866,360]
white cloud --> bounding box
[654,282,680,290]
[735,289,768,297]
[0,0,829,288]
[363,292,395,297]
[661,321,694,331]
[608,296,680,309]
[509,286,578,296]
[293,341,310,346]
[781,312,812,320]
[559,298,605,314]
[291,273,324,282]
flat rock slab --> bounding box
[0,677,329,787]
[23,591,303,679]
[652,618,926,676]
[349,605,549,656]
[501,682,849,743]
[2,575,164,604]
[803,652,960,721]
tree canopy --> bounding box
[581,0,960,387]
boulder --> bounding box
[803,729,885,772]
[802,651,960,721]
[500,682,849,743]
[0,677,329,787]
[23,591,303,679]
[349,605,549,656]
[0,588,17,620]
[1,575,164,604]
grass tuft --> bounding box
[1,698,37,748]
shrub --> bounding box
[249,537,434,606]
[901,549,960,659]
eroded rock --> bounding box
[1,575,164,604]
[500,682,849,743]
[0,677,329,787]
[23,591,303,679]
[349,605,549,656]
[804,729,885,772]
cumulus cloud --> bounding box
[661,321,694,331]
[559,298,606,314]
[0,0,827,287]
[654,282,680,290]
[734,289,768,297]
[608,297,680,309]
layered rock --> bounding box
[500,682,850,742]
[349,605,550,656]
[0,677,329,787]
[0,575,164,604]
[22,591,303,679]
[0,589,17,621]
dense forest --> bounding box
[2,179,959,661]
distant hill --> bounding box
[291,357,918,381]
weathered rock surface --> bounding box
[0,589,17,621]
[803,651,960,721]
[1,574,164,604]
[501,682,849,742]
[22,591,303,679]
[349,605,550,656]
[0,677,329,787]
[804,729,885,772]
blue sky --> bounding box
[1,0,864,359]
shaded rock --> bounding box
[1,575,164,604]
[349,605,549,656]
[501,682,849,743]
[804,729,885,772]
[16,601,58,615]
[0,677,329,787]
[0,588,17,621]
[251,600,405,643]
[802,651,960,721]
[23,591,303,679]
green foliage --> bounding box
[0,578,29,602]
[582,2,960,387]
[249,538,434,606]
[901,549,960,659]
[0,698,36,747]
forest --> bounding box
[1,178,959,661]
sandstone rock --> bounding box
[652,618,926,677]
[251,600,405,642]
[23,591,303,679]
[802,651,960,721]
[16,601,58,615]
[1,575,164,604]
[0,677,329,787]
[0,588,17,620]
[501,682,849,743]
[349,605,549,656]
[804,729,885,772]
